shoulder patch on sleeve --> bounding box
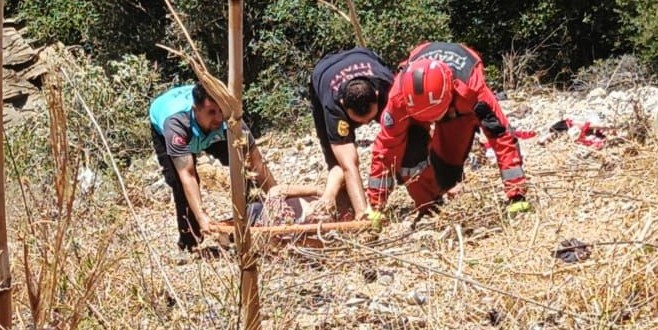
[337,120,350,137]
[383,111,394,128]
[172,135,186,146]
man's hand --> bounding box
[197,213,213,235]
[507,196,531,217]
[445,182,463,200]
[364,207,385,232]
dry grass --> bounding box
[4,8,658,328]
[6,77,658,328]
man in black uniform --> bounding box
[309,47,394,221]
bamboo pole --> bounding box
[227,1,261,329]
[211,220,372,236]
[0,1,13,328]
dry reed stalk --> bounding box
[0,4,11,328]
[20,71,81,328]
[60,67,191,321]
[345,0,367,47]
[317,0,351,22]
[317,0,367,47]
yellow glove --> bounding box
[507,200,532,217]
[366,207,384,232]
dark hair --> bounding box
[192,81,210,105]
[343,78,377,116]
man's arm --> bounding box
[247,146,277,192]
[172,154,211,233]
[367,100,411,209]
[469,62,526,199]
[331,142,368,218]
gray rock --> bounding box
[367,301,397,314]
[346,297,369,307]
[404,290,427,306]
[586,87,607,101]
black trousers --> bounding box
[151,127,230,251]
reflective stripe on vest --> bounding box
[501,166,524,181]
[368,176,395,189]
[399,159,429,178]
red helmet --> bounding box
[400,58,453,122]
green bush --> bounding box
[447,0,632,84]
[17,0,99,45]
[16,1,167,63]
[9,0,656,133]
[7,49,166,175]
[616,0,658,68]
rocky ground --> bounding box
[7,85,658,329]
[130,86,658,329]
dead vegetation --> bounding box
[6,75,658,329]
[4,15,658,330]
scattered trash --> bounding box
[368,300,397,314]
[487,308,504,326]
[362,268,378,284]
[77,166,101,194]
[538,116,614,149]
[310,293,333,307]
[553,238,592,263]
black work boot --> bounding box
[411,197,444,230]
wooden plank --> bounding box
[3,27,36,66]
[16,61,47,81]
[3,68,37,101]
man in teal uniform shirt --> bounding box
[150,82,275,252]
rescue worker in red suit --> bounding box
[367,42,531,218]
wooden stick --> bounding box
[227,1,261,330]
[163,0,207,72]
[317,0,351,23]
[211,220,372,235]
[0,2,13,328]
[159,1,259,327]
[345,0,367,47]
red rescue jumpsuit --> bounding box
[367,42,527,211]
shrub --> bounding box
[17,1,168,63]
[571,55,655,92]
[8,47,166,173]
[616,0,658,68]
